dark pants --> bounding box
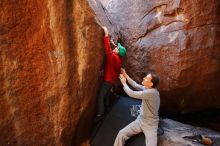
[97,81,113,116]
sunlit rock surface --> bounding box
[89,0,220,113]
[0,0,103,145]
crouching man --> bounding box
[114,68,160,146]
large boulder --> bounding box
[90,0,220,113]
[159,118,220,146]
[0,0,103,145]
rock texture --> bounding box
[87,0,119,42]
[158,118,220,146]
[0,0,103,146]
[90,0,220,113]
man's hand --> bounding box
[102,26,108,36]
[121,68,128,78]
[119,74,126,84]
[110,39,117,48]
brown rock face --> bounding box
[0,0,103,145]
[90,0,220,113]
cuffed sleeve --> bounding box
[123,83,155,100]
[123,83,146,99]
[127,76,145,91]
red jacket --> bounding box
[103,36,122,84]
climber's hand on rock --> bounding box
[102,26,108,36]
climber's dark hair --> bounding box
[141,72,160,88]
[150,73,160,88]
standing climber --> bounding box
[95,26,126,122]
[114,68,160,146]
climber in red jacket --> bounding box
[95,26,126,122]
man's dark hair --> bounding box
[149,73,160,88]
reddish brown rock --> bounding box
[91,0,220,113]
[0,0,103,145]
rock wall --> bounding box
[1,0,220,145]
[91,0,220,113]
[0,0,103,145]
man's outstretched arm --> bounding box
[103,26,108,37]
[119,74,150,99]
[102,26,112,55]
[121,68,145,91]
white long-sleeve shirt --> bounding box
[123,76,160,126]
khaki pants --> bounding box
[114,119,158,146]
